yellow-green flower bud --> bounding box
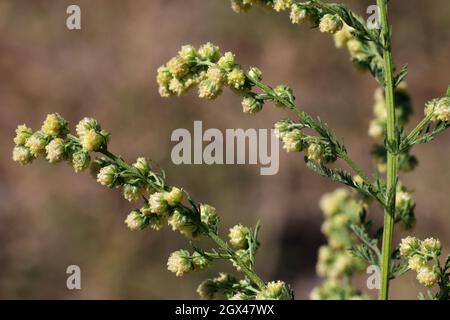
[192,252,209,271]
[146,212,168,230]
[25,131,48,156]
[281,129,303,152]
[200,204,218,232]
[72,150,90,173]
[425,97,450,122]
[232,249,251,272]
[80,129,103,152]
[124,210,147,230]
[421,238,442,256]
[167,250,193,277]
[228,224,250,249]
[133,157,150,173]
[242,94,263,114]
[198,42,221,62]
[368,119,385,140]
[218,52,236,71]
[306,142,325,162]
[227,67,246,89]
[12,146,34,165]
[45,138,65,163]
[198,79,222,99]
[14,125,32,146]
[273,84,294,107]
[75,117,99,137]
[319,14,343,34]
[165,187,183,206]
[319,189,348,217]
[168,209,198,238]
[41,113,68,137]
[408,255,426,272]
[273,0,292,12]
[156,66,172,87]
[166,56,188,79]
[416,267,439,287]
[347,39,364,58]
[256,281,289,300]
[149,192,169,214]
[206,66,225,84]
[333,24,354,48]
[123,184,142,202]
[96,164,117,187]
[290,4,308,24]
[399,236,421,257]
[178,45,197,61]
[168,78,185,96]
[247,66,263,81]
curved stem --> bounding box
[377,0,398,300]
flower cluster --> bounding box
[158,43,298,115]
[399,237,444,288]
[311,189,368,300]
[425,97,450,123]
[274,119,338,163]
[197,273,292,300]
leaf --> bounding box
[349,244,377,266]
[394,64,408,88]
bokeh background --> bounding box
[0,0,449,299]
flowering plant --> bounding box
[12,0,449,300]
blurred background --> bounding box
[0,0,449,299]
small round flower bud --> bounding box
[133,157,150,173]
[156,66,173,87]
[399,236,421,257]
[197,279,217,299]
[256,281,290,300]
[198,79,222,99]
[178,45,197,61]
[218,52,236,71]
[146,212,168,230]
[281,129,304,152]
[347,39,364,58]
[306,142,325,162]
[192,252,210,271]
[45,138,65,163]
[25,131,48,156]
[165,187,183,206]
[206,66,225,84]
[167,250,193,277]
[273,0,292,12]
[96,164,117,187]
[228,224,250,249]
[168,78,185,96]
[421,238,442,256]
[425,97,450,122]
[124,210,147,230]
[247,67,263,81]
[198,43,221,62]
[80,129,104,152]
[408,255,426,272]
[122,184,142,202]
[242,94,263,114]
[41,113,68,137]
[14,125,33,146]
[290,4,308,24]
[166,56,188,79]
[416,267,439,288]
[149,192,169,214]
[76,117,99,137]
[227,67,246,89]
[12,146,34,165]
[200,204,219,231]
[72,150,91,173]
[396,191,413,209]
[168,209,198,238]
[274,119,293,139]
[232,249,251,272]
[273,85,294,107]
[319,14,343,34]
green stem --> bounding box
[400,112,435,151]
[377,0,398,300]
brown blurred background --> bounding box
[0,0,449,299]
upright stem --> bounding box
[377,0,398,300]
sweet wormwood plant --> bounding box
[11,1,450,300]
[154,0,450,300]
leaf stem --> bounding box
[377,0,397,300]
